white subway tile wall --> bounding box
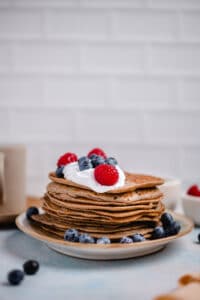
[0,0,200,195]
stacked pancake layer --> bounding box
[32,172,165,241]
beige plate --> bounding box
[16,211,193,260]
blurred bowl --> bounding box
[159,178,181,210]
[182,193,200,226]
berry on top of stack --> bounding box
[27,147,181,244]
[56,148,120,186]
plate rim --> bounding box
[15,210,193,250]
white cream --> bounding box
[63,162,125,193]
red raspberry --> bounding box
[187,185,200,197]
[57,152,78,167]
[87,148,107,159]
[94,164,119,186]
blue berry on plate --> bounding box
[120,236,133,244]
[151,226,165,239]
[78,156,93,171]
[8,270,24,285]
[55,165,64,178]
[64,228,79,242]
[96,237,111,244]
[165,221,181,236]
[105,157,118,166]
[161,213,174,229]
[132,233,146,242]
[23,260,39,275]
[26,207,39,220]
[90,154,105,168]
[79,233,95,244]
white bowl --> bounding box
[159,178,181,210]
[182,193,200,226]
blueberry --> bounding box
[78,156,93,171]
[26,206,39,220]
[64,228,79,242]
[79,233,95,244]
[89,154,105,168]
[132,233,146,242]
[120,236,133,244]
[151,226,165,239]
[105,157,118,166]
[165,221,181,237]
[23,260,39,275]
[79,156,88,163]
[96,237,111,244]
[55,165,64,178]
[7,270,24,285]
[161,213,174,229]
[198,233,200,243]
[88,154,98,160]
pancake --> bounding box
[46,182,163,205]
[29,170,165,242]
[45,192,162,212]
[39,225,153,240]
[49,172,164,194]
[43,194,163,219]
[31,213,157,239]
[34,191,164,231]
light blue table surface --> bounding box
[0,223,199,300]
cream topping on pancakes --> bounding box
[63,162,125,193]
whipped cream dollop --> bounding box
[63,162,125,193]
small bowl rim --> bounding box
[182,192,200,203]
[160,178,181,187]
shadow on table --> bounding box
[3,230,182,271]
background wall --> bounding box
[0,0,200,195]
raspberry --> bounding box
[187,185,200,197]
[87,148,107,159]
[94,164,119,186]
[57,152,78,167]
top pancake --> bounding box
[49,171,164,194]
[47,182,163,205]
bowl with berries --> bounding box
[182,184,200,226]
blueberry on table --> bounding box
[165,221,181,237]
[23,260,39,275]
[8,270,24,285]
[79,233,95,244]
[105,157,118,166]
[161,213,174,229]
[198,233,200,243]
[151,226,165,239]
[78,156,93,171]
[90,154,105,168]
[132,233,146,242]
[55,166,64,178]
[120,236,133,244]
[64,229,79,242]
[96,237,111,244]
[26,207,39,220]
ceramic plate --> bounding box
[16,211,193,260]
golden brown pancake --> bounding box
[49,172,164,194]
[31,213,157,239]
[47,182,163,205]
[30,170,165,241]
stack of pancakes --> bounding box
[31,172,165,241]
